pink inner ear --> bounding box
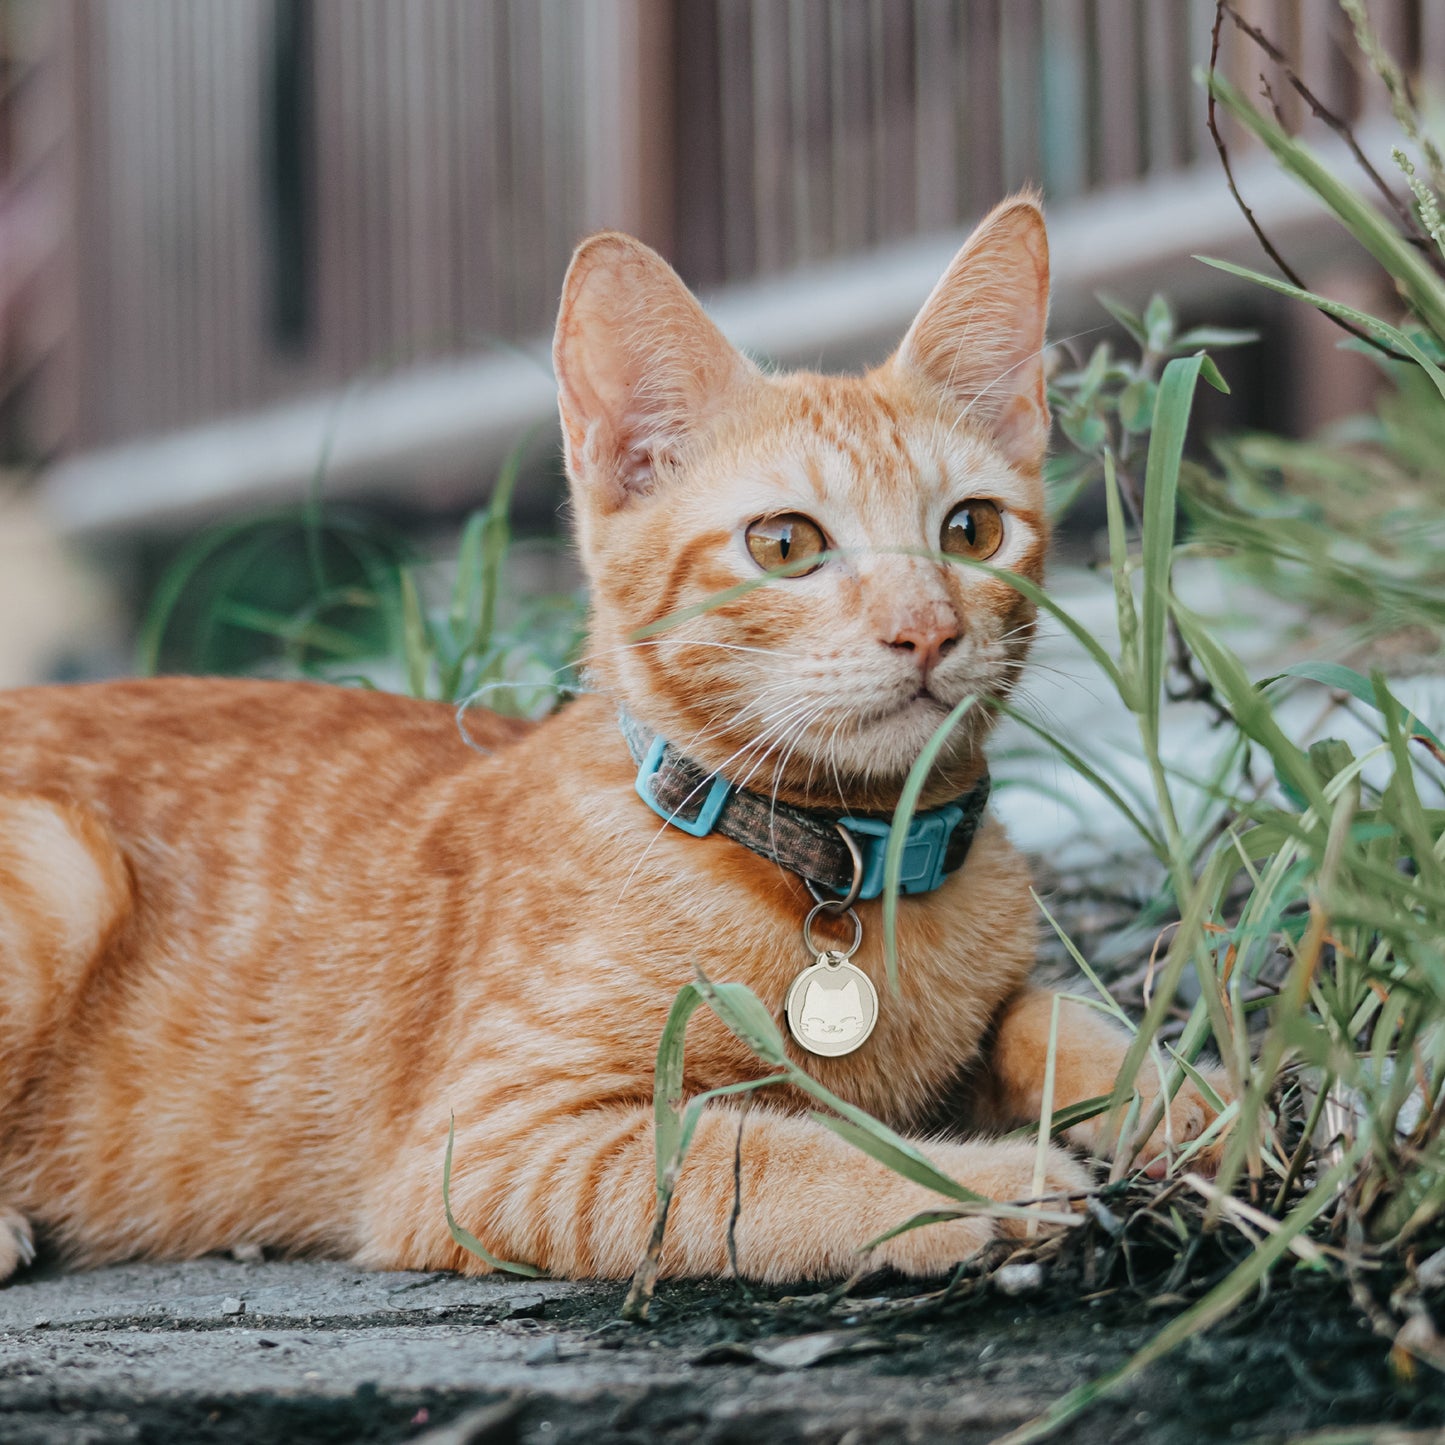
[554,233,758,507]
[990,392,1049,471]
[892,201,1050,465]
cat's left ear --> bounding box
[554,232,759,510]
[891,195,1050,470]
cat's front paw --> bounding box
[868,1140,1092,1278]
[0,1209,35,1283]
[1074,1070,1231,1178]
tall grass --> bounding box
[140,437,587,715]
[141,11,1445,1433]
[620,37,1445,1429]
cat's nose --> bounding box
[886,621,958,678]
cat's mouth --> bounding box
[852,687,951,730]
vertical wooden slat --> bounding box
[789,0,832,263]
[830,0,871,254]
[715,0,755,280]
[1000,0,1042,191]
[872,0,915,245]
[450,0,487,348]
[4,0,84,454]
[672,0,725,286]
[964,0,1003,209]
[1093,0,1141,184]
[914,0,958,231]
[1140,0,1181,171]
[1040,0,1087,197]
[751,0,790,273]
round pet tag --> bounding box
[785,951,879,1057]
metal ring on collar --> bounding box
[804,822,865,913]
[802,900,863,958]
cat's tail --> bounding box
[0,793,132,1122]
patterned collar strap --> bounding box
[619,711,990,901]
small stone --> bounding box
[230,1243,265,1264]
[503,1291,547,1320]
[220,1296,245,1317]
[524,1338,559,1366]
[1418,1247,1445,1292]
[32,1318,49,1329]
[994,1262,1045,1298]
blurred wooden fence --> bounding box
[1,0,1438,461]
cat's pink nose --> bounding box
[886,622,958,678]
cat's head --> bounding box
[553,197,1049,812]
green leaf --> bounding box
[1270,659,1443,748]
[1118,378,1158,434]
[651,983,707,1190]
[1096,293,1147,346]
[692,975,790,1066]
[1196,256,1445,404]
[811,1112,991,1204]
[1195,352,1230,394]
[1144,294,1175,351]
[1140,355,1207,744]
[1205,71,1445,343]
[881,697,978,990]
[1060,409,1109,452]
[442,1115,545,1277]
[1172,326,1260,350]
[399,569,431,700]
[1308,737,1356,789]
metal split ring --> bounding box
[804,822,865,913]
[802,900,863,958]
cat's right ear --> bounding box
[553,233,758,511]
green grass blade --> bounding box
[442,1115,545,1277]
[1102,449,1140,710]
[1204,71,1445,342]
[994,1145,1363,1445]
[1140,354,1207,744]
[880,697,978,991]
[997,704,1167,862]
[1196,256,1445,402]
[651,983,707,1191]
[691,974,790,1067]
[1270,660,1443,749]
[398,569,432,700]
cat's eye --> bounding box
[941,500,1004,561]
[745,513,827,576]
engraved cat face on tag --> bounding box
[800,978,863,1043]
[785,957,879,1058]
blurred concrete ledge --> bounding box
[38,133,1386,540]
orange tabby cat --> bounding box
[0,197,1221,1285]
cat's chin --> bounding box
[771,698,987,812]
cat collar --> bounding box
[619,711,990,902]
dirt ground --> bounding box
[2,1249,1443,1445]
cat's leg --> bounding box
[984,987,1229,1173]
[367,1103,1092,1282]
[0,1208,35,1283]
[0,793,131,1121]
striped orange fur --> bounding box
[0,198,1222,1284]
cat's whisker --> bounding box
[610,697,821,907]
[939,323,1111,448]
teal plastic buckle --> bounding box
[635,736,733,838]
[838,802,966,901]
